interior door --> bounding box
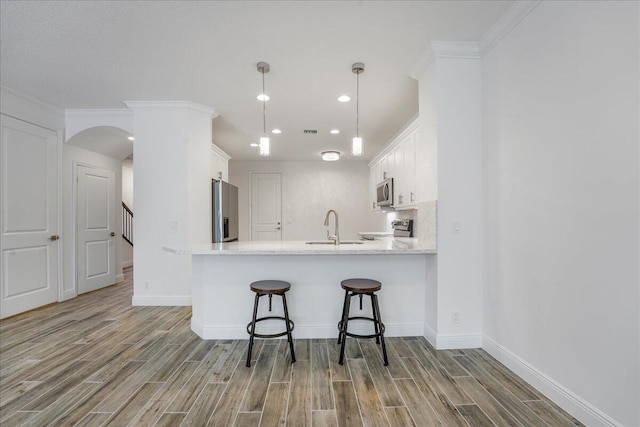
[77,165,115,294]
[1,114,59,319]
[250,172,282,241]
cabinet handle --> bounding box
[383,171,387,179]
[110,232,115,237]
[372,201,376,209]
[398,194,403,204]
[410,191,415,202]
[218,171,222,180]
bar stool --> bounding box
[337,278,388,366]
[246,280,296,367]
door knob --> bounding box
[49,235,59,241]
[110,232,115,237]
[275,227,281,230]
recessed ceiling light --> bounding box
[330,129,340,134]
[337,95,351,103]
[272,129,282,134]
[321,151,340,161]
[250,143,259,147]
[127,136,134,141]
[257,94,270,101]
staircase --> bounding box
[122,202,133,246]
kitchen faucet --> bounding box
[324,209,340,245]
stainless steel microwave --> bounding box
[376,178,393,207]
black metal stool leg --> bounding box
[281,294,296,363]
[247,293,261,367]
[370,293,380,344]
[338,292,351,365]
[372,293,388,366]
[337,289,349,345]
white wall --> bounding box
[62,145,123,299]
[121,158,133,267]
[482,2,639,426]
[127,101,216,306]
[229,160,386,241]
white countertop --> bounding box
[164,237,436,255]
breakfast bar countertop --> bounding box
[163,237,436,256]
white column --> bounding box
[413,42,484,348]
[125,101,217,305]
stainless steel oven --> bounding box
[376,178,393,207]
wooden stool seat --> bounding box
[251,280,291,294]
[341,278,381,293]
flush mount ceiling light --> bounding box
[250,143,259,147]
[257,62,270,156]
[351,62,364,156]
[338,95,351,103]
[257,94,270,101]
[127,136,134,141]
[272,128,282,134]
[321,151,340,161]
[330,129,340,134]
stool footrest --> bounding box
[338,316,385,340]
[247,316,295,339]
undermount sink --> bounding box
[305,241,364,245]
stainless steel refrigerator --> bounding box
[212,179,239,242]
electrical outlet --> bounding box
[452,312,460,324]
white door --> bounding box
[77,165,115,294]
[250,172,282,241]
[1,115,59,319]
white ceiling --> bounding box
[0,1,512,161]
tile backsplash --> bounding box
[384,200,437,248]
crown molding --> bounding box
[124,101,218,118]
[431,41,481,59]
[478,0,542,56]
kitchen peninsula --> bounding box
[164,238,436,340]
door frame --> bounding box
[248,171,283,240]
[71,160,116,297]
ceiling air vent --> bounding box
[303,129,318,134]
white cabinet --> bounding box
[368,117,420,211]
[395,132,417,209]
[212,143,231,182]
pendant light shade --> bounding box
[351,62,364,156]
[259,136,270,156]
[257,61,270,156]
[351,137,363,156]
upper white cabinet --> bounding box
[212,143,230,182]
[369,117,421,211]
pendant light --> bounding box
[257,62,270,156]
[351,62,364,156]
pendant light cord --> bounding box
[262,70,267,135]
[356,70,359,138]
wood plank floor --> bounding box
[0,267,583,426]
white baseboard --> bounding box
[483,335,622,427]
[122,260,133,268]
[115,274,125,283]
[423,323,437,347]
[436,333,482,349]
[192,319,424,340]
[132,295,191,306]
[423,324,482,349]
